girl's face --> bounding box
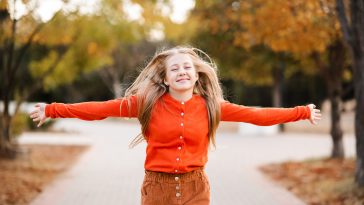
[164,53,199,94]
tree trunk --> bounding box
[0,4,17,159]
[351,1,364,187]
[272,55,285,131]
[0,70,16,158]
[0,109,16,158]
[272,67,283,108]
[328,40,345,159]
[354,56,364,186]
[113,81,123,98]
[328,83,344,158]
[336,0,364,186]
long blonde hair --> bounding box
[124,46,224,148]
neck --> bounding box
[168,89,193,102]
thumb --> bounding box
[37,118,46,127]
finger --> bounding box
[37,120,45,127]
[313,118,321,122]
[29,109,39,115]
[30,113,38,119]
[315,116,322,120]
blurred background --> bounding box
[1,0,363,204]
[0,0,355,153]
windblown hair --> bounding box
[124,46,224,148]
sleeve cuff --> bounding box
[45,104,52,118]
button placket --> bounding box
[175,176,181,198]
[176,101,185,174]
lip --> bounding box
[176,78,190,82]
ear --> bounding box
[164,80,169,86]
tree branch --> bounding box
[14,46,70,115]
[9,23,44,81]
[9,10,62,92]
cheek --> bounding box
[165,72,175,82]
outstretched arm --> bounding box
[29,96,138,127]
[220,101,321,125]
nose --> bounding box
[178,69,186,76]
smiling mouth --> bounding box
[176,78,190,82]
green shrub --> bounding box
[11,112,29,138]
[0,111,55,140]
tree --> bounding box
[97,41,159,98]
[94,0,198,98]
[0,0,54,158]
[0,1,119,158]
[192,0,349,158]
[336,0,364,186]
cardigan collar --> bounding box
[163,92,200,106]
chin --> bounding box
[172,86,194,92]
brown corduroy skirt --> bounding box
[141,168,210,205]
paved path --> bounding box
[21,119,355,205]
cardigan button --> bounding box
[175,176,179,181]
[176,157,180,161]
[176,192,181,197]
[180,123,183,127]
[178,146,182,150]
[181,112,184,116]
[181,102,185,105]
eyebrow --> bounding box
[169,62,192,67]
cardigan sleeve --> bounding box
[220,101,311,125]
[45,96,138,120]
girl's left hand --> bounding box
[307,104,322,125]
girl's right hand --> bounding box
[29,103,48,127]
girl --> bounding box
[30,46,321,205]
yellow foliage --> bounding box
[0,0,7,10]
[235,0,339,55]
[30,51,59,78]
[87,42,98,56]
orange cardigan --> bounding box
[46,93,311,173]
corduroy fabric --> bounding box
[141,167,210,205]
